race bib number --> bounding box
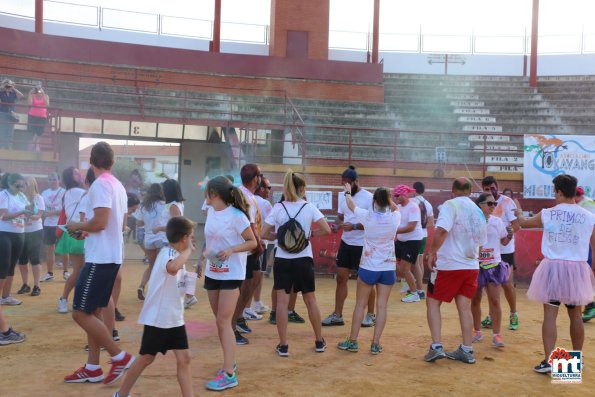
[479,248,495,263]
[12,216,25,228]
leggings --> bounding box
[18,229,43,266]
[0,231,25,279]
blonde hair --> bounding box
[23,176,39,200]
[282,169,306,202]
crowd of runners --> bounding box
[0,141,593,395]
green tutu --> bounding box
[55,233,85,255]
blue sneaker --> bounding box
[206,371,238,391]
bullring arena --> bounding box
[1,0,594,396]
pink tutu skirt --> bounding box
[527,258,595,306]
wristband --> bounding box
[345,192,351,196]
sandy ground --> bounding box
[1,243,594,397]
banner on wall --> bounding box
[523,134,595,199]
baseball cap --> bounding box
[393,184,416,196]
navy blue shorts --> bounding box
[358,268,396,286]
[73,263,120,313]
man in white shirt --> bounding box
[63,142,134,385]
[424,177,487,365]
[412,182,434,295]
[481,176,521,331]
[323,166,375,327]
[40,172,65,282]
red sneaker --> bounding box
[64,366,104,383]
[103,352,135,385]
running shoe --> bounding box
[481,315,492,329]
[206,371,238,391]
[56,262,63,269]
[424,345,446,362]
[269,310,276,325]
[533,360,552,374]
[115,308,125,322]
[337,338,359,352]
[315,339,327,353]
[184,295,198,309]
[583,305,595,323]
[252,302,270,314]
[276,344,289,357]
[63,271,71,281]
[235,330,249,345]
[41,272,54,282]
[288,311,306,323]
[103,352,135,384]
[492,334,505,347]
[137,287,145,301]
[64,366,104,383]
[446,345,476,364]
[509,313,519,331]
[0,296,22,306]
[0,328,26,345]
[472,330,483,343]
[236,318,252,333]
[243,307,263,321]
[361,313,376,327]
[322,312,344,326]
[113,329,120,342]
[17,284,31,294]
[400,283,410,293]
[58,297,68,313]
[31,286,40,296]
[401,292,420,303]
[370,343,383,355]
[418,291,426,300]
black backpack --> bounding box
[418,198,428,229]
[277,202,309,253]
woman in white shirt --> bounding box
[261,170,331,357]
[337,185,400,355]
[470,193,512,348]
[203,175,256,391]
[16,177,45,297]
[516,174,595,373]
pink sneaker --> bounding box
[103,352,135,385]
[64,366,104,383]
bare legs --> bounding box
[208,289,240,374]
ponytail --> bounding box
[230,186,251,221]
[283,169,306,202]
[207,176,251,221]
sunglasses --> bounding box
[263,186,272,190]
[480,201,497,207]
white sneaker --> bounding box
[63,271,71,281]
[41,273,54,282]
[400,282,410,293]
[243,307,263,320]
[0,296,22,305]
[401,292,421,303]
[56,262,63,269]
[361,313,376,327]
[184,295,198,309]
[252,302,270,314]
[58,297,68,313]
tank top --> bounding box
[28,95,48,118]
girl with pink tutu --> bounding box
[471,193,513,348]
[516,174,595,374]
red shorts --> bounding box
[427,269,479,302]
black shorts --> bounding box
[43,226,57,245]
[18,230,43,266]
[395,240,422,264]
[73,263,120,313]
[273,256,316,294]
[245,253,260,280]
[501,253,516,270]
[204,276,243,290]
[336,241,363,270]
[548,300,576,309]
[140,325,188,356]
[0,231,24,279]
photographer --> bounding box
[0,79,24,150]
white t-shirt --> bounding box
[413,195,434,238]
[79,194,92,221]
[63,188,86,223]
[492,194,517,254]
[138,201,166,245]
[479,216,508,267]
[265,200,324,259]
[397,200,423,241]
[354,207,400,271]
[0,191,29,233]
[204,206,251,280]
[541,203,595,261]
[435,196,487,270]
[84,173,127,264]
[201,200,212,213]
[338,189,373,246]
[160,201,184,228]
[239,185,262,236]
[138,246,186,328]
[41,187,65,227]
[24,194,45,233]
[255,195,273,243]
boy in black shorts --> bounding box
[114,217,196,397]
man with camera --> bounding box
[0,79,24,150]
